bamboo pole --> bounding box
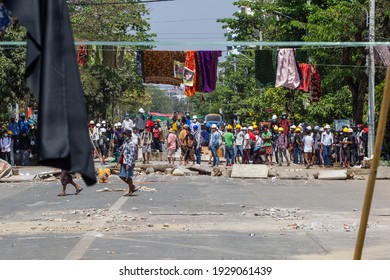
[354,62,390,259]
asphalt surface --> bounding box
[1,173,390,260]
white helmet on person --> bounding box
[96,123,101,127]
[100,128,106,133]
[290,125,296,130]
[139,108,145,114]
[211,124,217,129]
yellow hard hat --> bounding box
[278,127,284,132]
[295,128,301,132]
[236,124,242,129]
[8,130,12,135]
[273,125,279,131]
[343,127,348,133]
[253,125,258,129]
[227,125,233,130]
[252,121,256,126]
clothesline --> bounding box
[1,41,390,47]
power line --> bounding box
[67,0,174,5]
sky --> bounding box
[145,0,237,51]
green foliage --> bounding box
[216,0,389,129]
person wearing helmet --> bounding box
[190,115,201,135]
[224,125,234,166]
[166,128,178,165]
[270,114,279,128]
[122,113,134,132]
[7,115,19,158]
[288,125,296,162]
[18,112,30,134]
[98,127,109,164]
[261,124,273,165]
[242,126,251,164]
[302,127,314,168]
[279,112,291,135]
[293,127,303,164]
[312,126,322,166]
[340,128,352,168]
[209,124,222,167]
[135,108,146,134]
[276,127,290,166]
[192,125,202,165]
[178,124,189,165]
[349,126,359,166]
[321,124,334,167]
[271,125,280,164]
[234,124,244,164]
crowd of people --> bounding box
[0,113,37,166]
[89,110,370,174]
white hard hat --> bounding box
[193,115,197,119]
[242,127,248,130]
[89,120,95,125]
[211,124,217,129]
[325,124,331,129]
[306,126,312,131]
[272,114,277,120]
[291,125,296,129]
[102,120,106,124]
[319,127,324,132]
[100,128,106,133]
[96,123,101,127]
[248,126,253,130]
[139,108,145,113]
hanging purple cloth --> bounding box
[198,51,222,93]
[275,48,301,89]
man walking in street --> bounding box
[119,130,137,197]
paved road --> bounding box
[0,174,389,260]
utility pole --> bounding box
[367,0,375,158]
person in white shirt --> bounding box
[303,129,314,168]
[242,127,250,164]
[0,131,12,164]
[321,124,334,167]
[122,113,134,131]
[190,115,201,135]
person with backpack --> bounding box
[151,122,164,161]
[98,128,109,164]
[193,125,202,165]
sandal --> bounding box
[75,188,83,195]
[57,193,66,197]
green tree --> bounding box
[217,0,389,127]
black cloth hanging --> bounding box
[254,49,277,87]
[4,0,96,185]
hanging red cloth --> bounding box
[184,51,197,97]
[298,63,311,92]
